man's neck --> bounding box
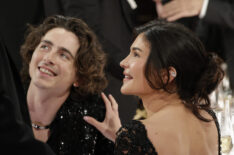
[27,83,69,125]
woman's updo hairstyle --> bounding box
[135,20,224,122]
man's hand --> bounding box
[154,0,204,21]
[83,92,122,142]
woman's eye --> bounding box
[133,51,140,57]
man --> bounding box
[43,0,138,123]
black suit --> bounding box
[43,0,138,123]
[0,37,55,154]
[196,0,234,89]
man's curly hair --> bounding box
[20,15,107,96]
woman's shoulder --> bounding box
[143,106,216,137]
[142,107,219,155]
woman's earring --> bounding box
[171,71,176,77]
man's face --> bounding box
[29,28,80,94]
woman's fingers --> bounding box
[108,94,118,113]
[83,116,104,132]
[84,93,122,142]
[101,92,112,111]
[102,92,119,114]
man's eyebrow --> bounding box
[41,40,75,59]
[59,47,75,59]
[41,40,53,45]
[132,47,143,52]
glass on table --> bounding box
[210,70,234,154]
[213,88,233,153]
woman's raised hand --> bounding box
[83,92,122,142]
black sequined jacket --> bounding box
[47,94,114,155]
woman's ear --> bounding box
[168,67,177,83]
[160,69,170,84]
[158,67,177,85]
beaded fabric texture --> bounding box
[47,94,114,155]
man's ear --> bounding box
[73,81,79,87]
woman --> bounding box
[84,20,223,155]
[20,15,114,155]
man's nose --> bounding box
[43,51,55,65]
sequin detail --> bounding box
[47,94,114,155]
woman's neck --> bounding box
[140,90,182,118]
[27,83,70,126]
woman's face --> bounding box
[29,28,80,94]
[120,34,155,96]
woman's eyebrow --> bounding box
[132,47,143,52]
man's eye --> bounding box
[60,53,69,60]
[40,45,49,50]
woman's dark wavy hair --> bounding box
[135,20,224,122]
[20,15,107,97]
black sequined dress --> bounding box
[47,94,114,155]
[114,110,221,155]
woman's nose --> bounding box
[120,57,128,68]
